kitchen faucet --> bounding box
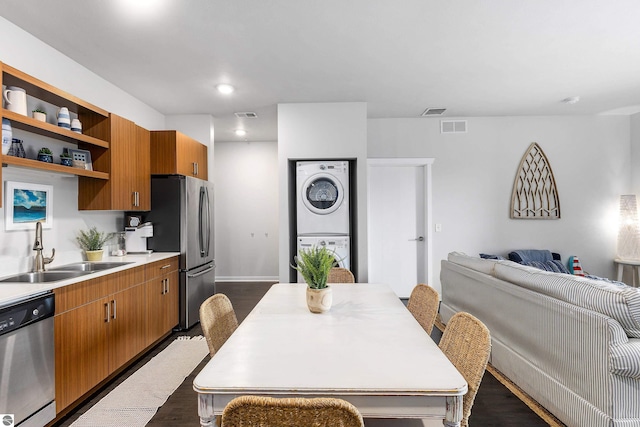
[33,221,55,272]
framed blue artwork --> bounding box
[5,181,53,230]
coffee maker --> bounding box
[125,222,153,254]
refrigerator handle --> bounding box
[187,264,215,278]
[204,187,211,257]
[199,187,206,256]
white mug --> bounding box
[3,86,27,116]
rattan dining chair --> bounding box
[221,395,364,427]
[406,284,440,334]
[200,293,239,358]
[439,312,491,427]
[328,267,356,283]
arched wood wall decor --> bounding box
[510,142,560,219]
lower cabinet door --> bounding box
[164,270,179,332]
[146,269,179,345]
[55,297,110,412]
[109,283,147,374]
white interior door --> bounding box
[367,159,433,298]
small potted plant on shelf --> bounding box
[292,245,336,313]
[76,226,115,261]
[60,151,73,167]
[37,147,53,163]
[32,108,47,122]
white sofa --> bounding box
[440,252,640,427]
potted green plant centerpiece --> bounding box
[76,226,114,261]
[37,147,53,163]
[293,245,336,313]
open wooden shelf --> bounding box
[2,155,109,180]
[2,63,109,118]
[3,109,109,149]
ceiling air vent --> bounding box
[421,108,446,117]
[440,120,467,134]
[234,112,258,118]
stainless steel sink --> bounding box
[0,271,92,283]
[49,262,134,272]
[0,262,135,283]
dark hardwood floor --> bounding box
[54,282,553,427]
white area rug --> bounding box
[70,336,208,427]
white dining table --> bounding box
[193,283,467,426]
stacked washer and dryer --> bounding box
[296,160,351,281]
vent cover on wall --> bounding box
[422,108,446,116]
[440,120,467,133]
[234,112,258,118]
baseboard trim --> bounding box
[216,276,279,282]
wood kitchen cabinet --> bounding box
[54,295,110,411]
[108,283,148,372]
[78,114,150,210]
[150,130,208,180]
[145,257,180,346]
[54,266,146,412]
[53,257,179,415]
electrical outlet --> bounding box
[435,223,442,232]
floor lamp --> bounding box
[617,194,640,261]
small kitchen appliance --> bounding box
[124,222,153,254]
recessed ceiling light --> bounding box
[561,96,580,104]
[216,84,235,95]
[235,129,247,137]
[117,0,168,18]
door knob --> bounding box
[409,236,424,241]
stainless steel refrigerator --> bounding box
[146,175,215,330]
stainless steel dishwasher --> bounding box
[0,292,55,427]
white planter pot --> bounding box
[33,111,47,122]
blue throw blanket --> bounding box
[509,249,554,263]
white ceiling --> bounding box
[2,0,640,142]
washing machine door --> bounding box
[301,173,345,215]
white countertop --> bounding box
[0,252,180,306]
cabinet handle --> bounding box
[133,191,140,207]
[112,299,117,320]
[193,162,198,176]
[165,278,169,294]
[105,303,110,323]
[160,264,171,270]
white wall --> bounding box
[278,102,368,282]
[0,17,165,277]
[214,141,278,281]
[368,115,630,294]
